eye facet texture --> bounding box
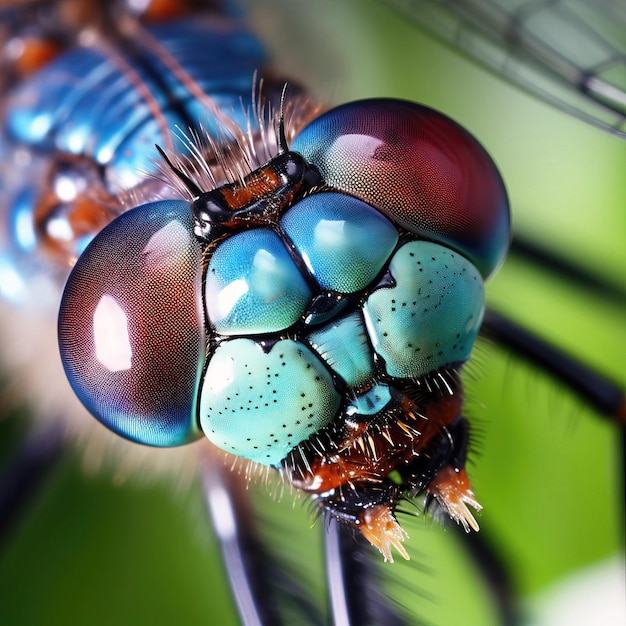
[291,99,510,278]
[58,200,204,446]
[56,97,502,469]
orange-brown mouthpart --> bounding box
[359,504,409,563]
[291,390,464,493]
[427,465,482,532]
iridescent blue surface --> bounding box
[280,192,398,293]
[363,241,484,378]
[199,338,341,465]
[25,15,503,468]
[205,228,311,335]
[346,384,392,417]
[306,312,375,388]
[6,21,264,188]
[58,201,204,446]
[199,183,487,464]
[291,99,510,278]
[2,18,265,306]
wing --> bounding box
[385,0,626,139]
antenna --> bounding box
[155,145,203,198]
[276,84,289,154]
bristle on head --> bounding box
[154,83,324,199]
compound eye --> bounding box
[291,99,510,278]
[58,200,204,446]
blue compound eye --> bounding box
[291,99,510,278]
[58,200,204,446]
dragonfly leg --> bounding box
[0,422,64,548]
[324,515,408,626]
[200,455,324,626]
[481,308,625,423]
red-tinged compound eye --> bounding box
[58,200,204,446]
[291,98,510,278]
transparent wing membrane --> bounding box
[387,0,626,138]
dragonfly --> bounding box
[0,1,624,625]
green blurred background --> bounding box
[1,1,624,624]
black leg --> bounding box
[449,523,519,626]
[509,235,626,305]
[481,308,625,424]
[324,516,408,626]
[0,423,64,549]
[480,306,625,615]
[200,456,324,626]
